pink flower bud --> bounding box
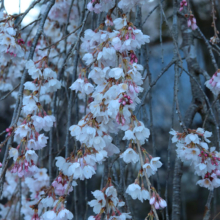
[216,170,220,176]
[155,202,160,209]
[159,199,167,208]
[32,213,40,220]
[191,23,197,30]
[52,181,58,187]
[131,33,135,40]
[24,160,28,166]
[116,114,120,123]
[187,19,191,28]
[150,196,155,205]
[121,116,125,125]
[134,86,139,93]
[18,164,23,173]
[27,40,32,47]
[211,81,217,87]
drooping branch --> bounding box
[136,140,160,220]
[0,0,55,198]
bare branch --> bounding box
[0,83,20,101]
[136,140,159,220]
[39,24,82,51]
[15,0,42,28]
[135,58,178,114]
[142,0,165,26]
[20,17,41,31]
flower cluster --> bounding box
[126,181,150,203]
[0,168,50,219]
[42,206,74,220]
[8,58,61,176]
[150,191,167,209]
[42,0,79,53]
[0,10,26,92]
[87,0,150,14]
[88,179,131,219]
[179,0,187,11]
[186,14,197,30]
[87,0,115,13]
[0,6,67,217]
[125,158,165,209]
[67,13,166,219]
[1,57,64,219]
[52,173,75,196]
[143,156,162,177]
[0,11,25,61]
[170,128,220,190]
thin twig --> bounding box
[197,26,218,70]
[0,130,6,137]
[135,58,178,114]
[165,79,175,220]
[136,140,159,220]
[160,2,186,132]
[178,11,218,70]
[203,95,220,128]
[65,48,79,158]
[203,191,213,220]
[15,0,42,27]
[39,24,82,51]
[83,179,88,220]
[142,0,165,26]
[213,211,220,220]
[49,9,89,183]
[0,83,20,101]
[64,0,75,53]
[20,17,41,31]
[0,13,24,23]
[172,1,185,219]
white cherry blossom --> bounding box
[120,148,139,164]
[88,190,106,214]
[113,18,127,30]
